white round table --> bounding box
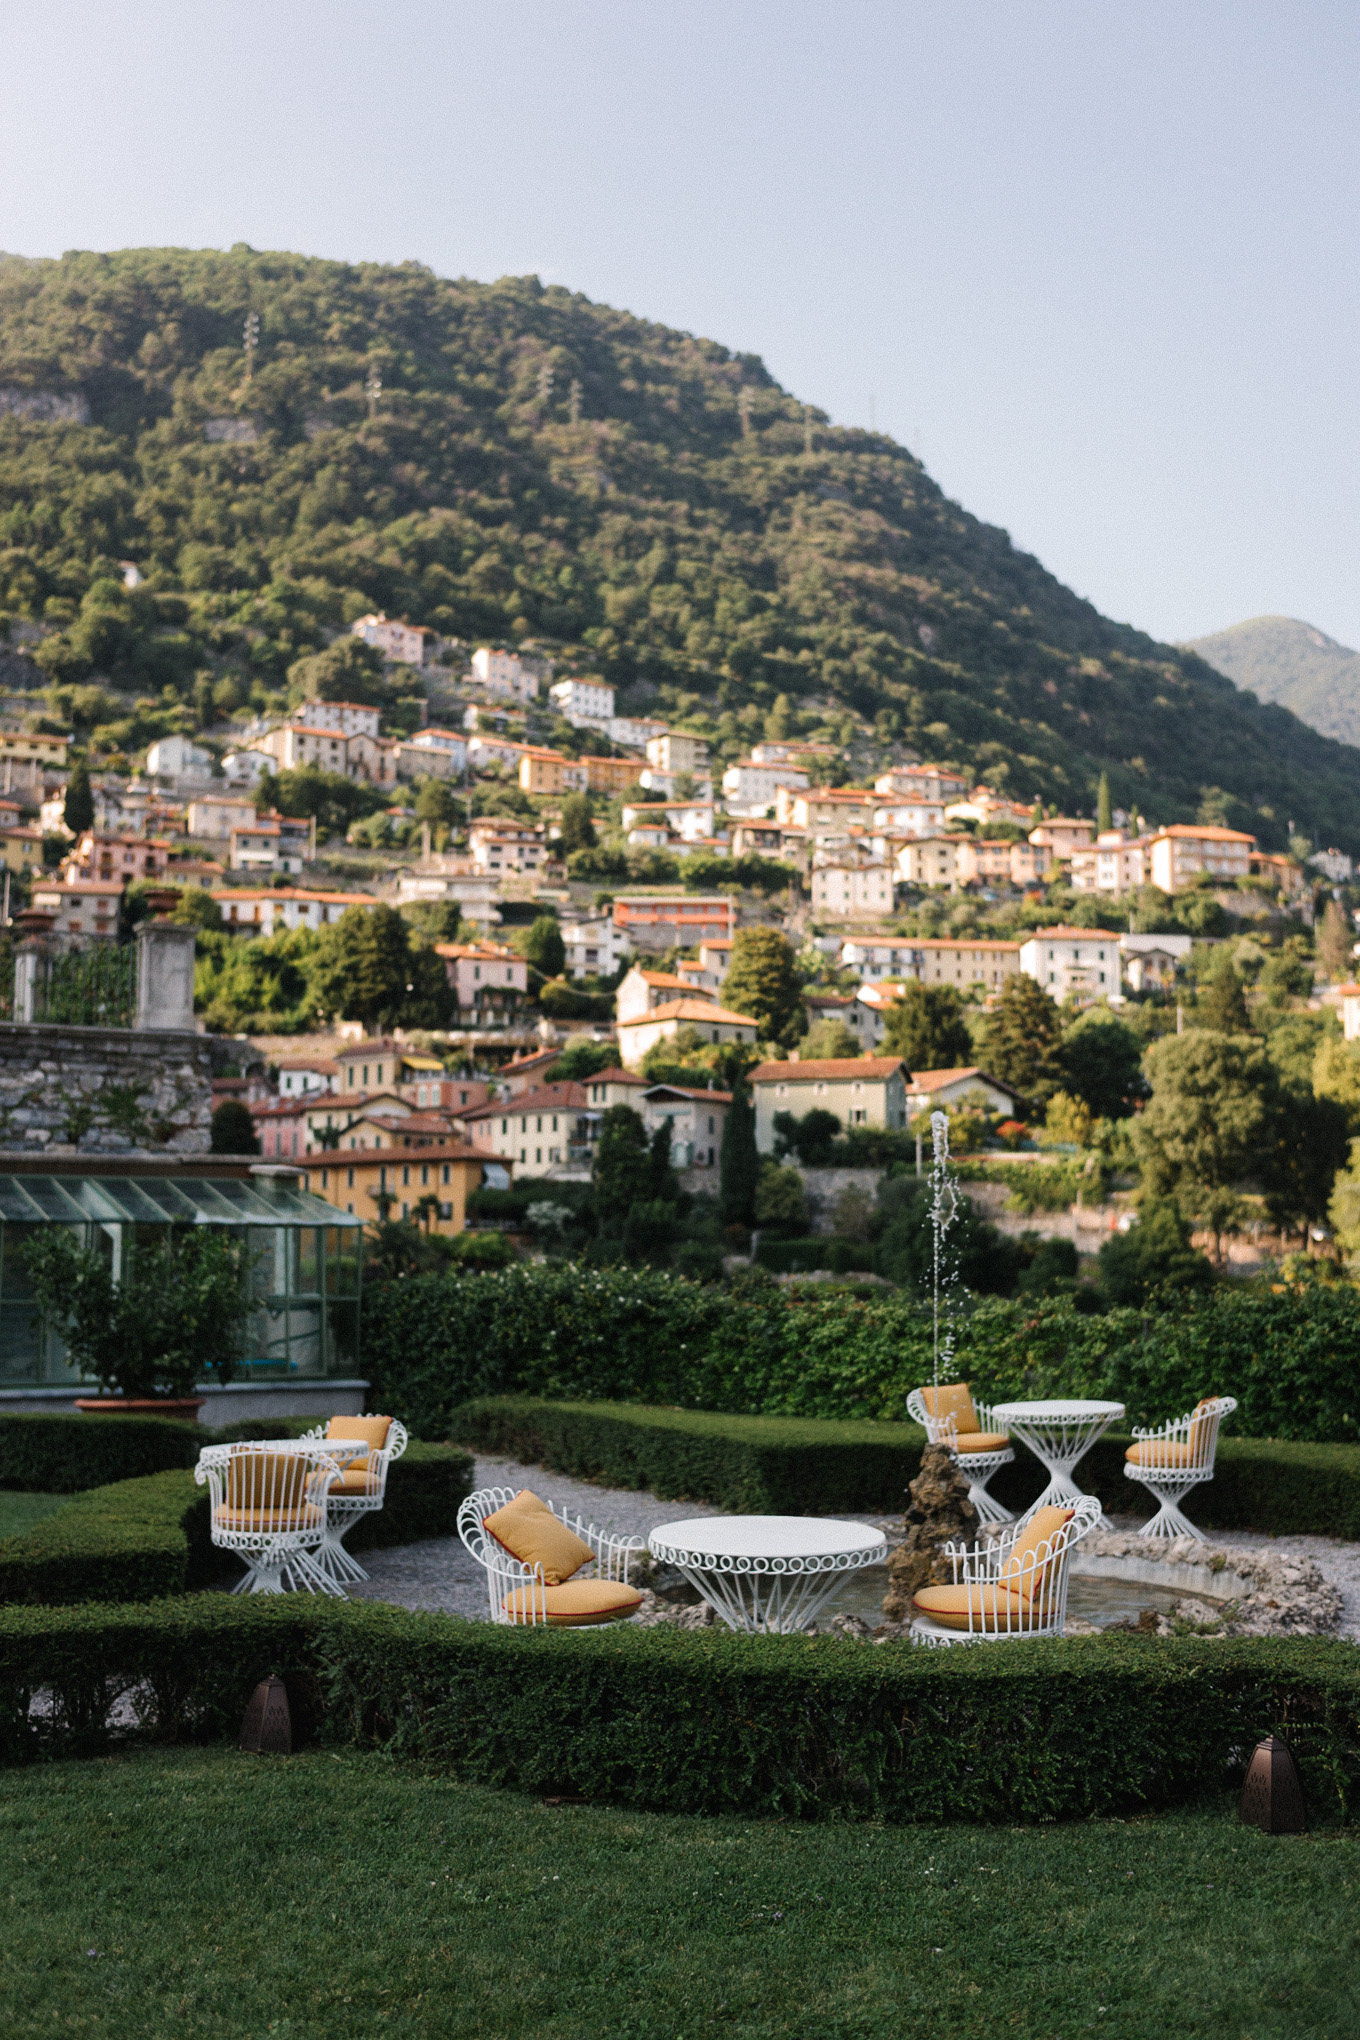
[990,1399,1125,1522]
[648,1516,887,1634]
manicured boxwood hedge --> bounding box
[2,1597,1358,1827]
[452,1395,1360,1536]
[0,1413,201,1493]
[0,1445,474,1606]
[362,1263,1360,1445]
[453,1398,926,1513]
[754,1239,875,1275]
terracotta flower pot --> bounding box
[74,1397,206,1423]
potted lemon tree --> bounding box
[26,1228,252,1420]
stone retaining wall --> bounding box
[0,1023,212,1153]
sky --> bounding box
[2,0,1358,650]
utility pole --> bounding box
[242,311,259,384]
[365,362,382,420]
[568,377,582,425]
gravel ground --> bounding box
[349,1464,1360,1638]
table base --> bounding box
[672,1561,868,1635]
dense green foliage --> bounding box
[0,1412,200,1493]
[4,1754,1359,2040]
[452,1397,926,1512]
[3,247,1360,842]
[361,1261,1360,1444]
[3,1597,1359,1833]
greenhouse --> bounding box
[0,1171,364,1389]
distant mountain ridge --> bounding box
[1184,616,1360,750]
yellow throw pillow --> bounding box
[1000,1505,1074,1597]
[483,1494,595,1583]
[920,1382,979,1435]
[224,1449,310,1516]
[325,1414,392,1477]
[500,1580,643,1626]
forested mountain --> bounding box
[1185,615,1360,753]
[2,244,1359,848]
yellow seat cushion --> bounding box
[325,1414,392,1478]
[500,1580,644,1626]
[224,1449,313,1515]
[952,1431,1012,1455]
[484,1491,595,1584]
[331,1469,382,1495]
[1000,1506,1074,1594]
[919,1382,979,1434]
[912,1583,1029,1632]
[217,1504,324,1532]
[1125,1439,1195,1467]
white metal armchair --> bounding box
[907,1382,1016,1524]
[459,1485,644,1626]
[195,1441,345,1597]
[1123,1396,1237,1540]
[909,1495,1100,1645]
[300,1415,409,1584]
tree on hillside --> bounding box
[801,1016,861,1060]
[558,793,596,854]
[1133,1031,1279,1260]
[592,1105,653,1236]
[286,639,388,708]
[1264,1089,1350,1236]
[720,928,803,1044]
[310,904,452,1032]
[63,755,94,835]
[1316,898,1352,984]
[1313,1035,1360,1134]
[550,1037,619,1082]
[881,983,972,1071]
[268,765,386,842]
[1196,952,1252,1033]
[515,915,565,986]
[719,1078,760,1228]
[210,1099,259,1155]
[1096,772,1112,831]
[978,976,1064,1112]
[1058,1012,1146,1119]
[414,778,459,828]
[1097,1198,1212,1305]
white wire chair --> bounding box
[195,1441,345,1597]
[299,1416,409,1584]
[1123,1396,1237,1540]
[458,1485,644,1626]
[907,1383,1016,1524]
[909,1495,1101,1645]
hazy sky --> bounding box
[3,1,1358,650]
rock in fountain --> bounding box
[882,1444,979,1618]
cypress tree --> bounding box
[64,756,94,835]
[720,1078,760,1226]
[1096,772,1113,832]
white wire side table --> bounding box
[648,1516,887,1634]
[990,1399,1125,1525]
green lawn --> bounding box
[0,1749,1356,2038]
[0,1490,66,1541]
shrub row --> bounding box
[453,1395,1360,1535]
[454,1398,926,1513]
[0,1445,474,1605]
[753,1238,875,1275]
[3,1597,1358,1826]
[362,1263,1360,1445]
[0,1413,201,1493]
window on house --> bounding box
[442,1164,450,1184]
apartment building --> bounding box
[468,819,547,874]
[1028,817,1096,860]
[471,647,542,700]
[1019,927,1121,1003]
[872,795,948,836]
[616,999,760,1070]
[211,887,378,934]
[517,748,588,796]
[776,786,876,830]
[293,700,382,739]
[0,825,43,873]
[914,937,1021,991]
[434,941,529,1026]
[1069,831,1149,895]
[227,816,314,876]
[645,731,709,776]
[350,614,431,666]
[185,793,259,840]
[1249,849,1308,899]
[612,893,736,953]
[248,721,397,786]
[621,798,715,842]
[559,915,631,979]
[811,863,895,918]
[1148,824,1255,894]
[750,1056,908,1152]
[145,736,212,781]
[305,1145,494,1229]
[722,759,809,810]
[751,740,838,769]
[463,1082,590,1176]
[874,764,969,799]
[581,754,642,794]
[30,876,123,940]
[839,937,923,982]
[0,730,70,791]
[63,831,171,885]
[955,838,1022,887]
[616,965,718,1024]
[895,835,961,889]
[401,726,467,769]
[641,1082,731,1175]
[549,677,615,721]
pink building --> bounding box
[434,942,529,1026]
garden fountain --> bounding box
[927,1108,961,1394]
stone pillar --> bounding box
[134,922,197,1032]
[12,943,42,1024]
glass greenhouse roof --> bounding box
[0,1174,364,1228]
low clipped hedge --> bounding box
[0,1445,474,1606]
[754,1239,876,1275]
[452,1395,1360,1536]
[0,1413,200,1493]
[2,1597,1358,1826]
[454,1398,924,1512]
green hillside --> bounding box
[1,245,1358,848]
[1184,615,1360,752]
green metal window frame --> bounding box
[0,1175,365,1389]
